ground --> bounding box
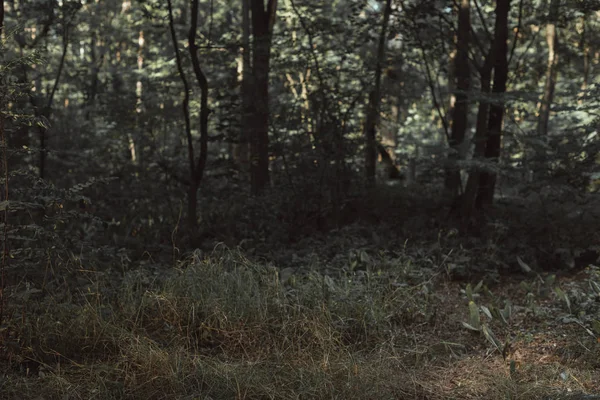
[1,200,600,399]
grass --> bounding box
[1,245,600,399]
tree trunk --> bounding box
[188,0,210,225]
[461,47,493,218]
[237,0,251,167]
[167,0,209,228]
[476,0,511,207]
[377,143,402,180]
[578,15,589,105]
[364,0,392,187]
[38,3,74,179]
[581,17,589,91]
[444,0,470,198]
[250,0,277,195]
[537,0,560,136]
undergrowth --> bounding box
[1,247,599,399]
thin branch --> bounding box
[473,0,492,42]
[207,0,214,46]
[416,31,450,142]
[507,0,524,66]
[507,27,540,87]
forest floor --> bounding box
[2,209,600,399]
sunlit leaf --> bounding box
[468,300,481,330]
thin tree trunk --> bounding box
[364,0,392,187]
[39,4,74,179]
[250,0,277,195]
[461,47,493,218]
[167,0,209,228]
[188,0,209,180]
[476,0,511,207]
[0,0,4,33]
[537,0,559,136]
[0,0,6,329]
[86,31,100,114]
[444,0,470,197]
[187,0,210,227]
[578,15,589,105]
[167,0,193,224]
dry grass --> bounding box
[1,248,599,399]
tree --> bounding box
[536,0,560,136]
[167,0,210,228]
[476,0,511,207]
[444,0,470,198]
[238,0,252,168]
[364,0,393,187]
[249,0,278,195]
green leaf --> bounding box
[516,256,532,273]
[461,321,481,331]
[480,305,492,320]
[482,324,503,353]
[468,300,481,330]
[359,250,371,264]
[465,283,473,301]
[591,320,600,336]
[483,285,494,299]
[554,287,571,313]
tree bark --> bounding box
[444,0,470,198]
[476,0,511,207]
[537,0,560,136]
[237,0,251,167]
[187,0,210,227]
[250,0,277,195]
[578,15,589,104]
[364,0,393,187]
[167,0,210,228]
[461,47,493,218]
[0,0,4,33]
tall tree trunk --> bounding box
[87,31,100,112]
[461,47,493,218]
[364,0,392,187]
[250,0,277,195]
[188,0,210,226]
[444,0,470,198]
[38,3,74,179]
[237,0,251,167]
[0,0,4,33]
[167,0,193,225]
[537,0,559,136]
[167,0,210,228]
[0,0,5,328]
[578,15,589,106]
[476,0,511,207]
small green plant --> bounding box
[461,283,512,359]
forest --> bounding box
[1,0,600,398]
